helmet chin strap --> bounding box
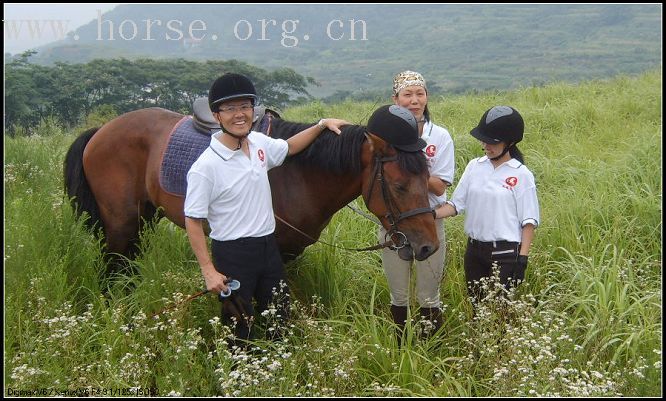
[222,127,250,150]
[489,142,515,161]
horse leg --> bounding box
[81,149,147,272]
[99,202,143,276]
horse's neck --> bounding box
[311,172,363,219]
[271,168,363,237]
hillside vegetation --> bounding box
[15,4,662,97]
[4,71,662,396]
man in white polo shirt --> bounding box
[185,73,350,345]
[436,106,539,304]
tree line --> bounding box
[4,51,316,135]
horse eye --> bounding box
[393,183,408,193]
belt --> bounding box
[213,233,275,245]
[468,237,519,248]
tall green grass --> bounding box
[4,70,661,396]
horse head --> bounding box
[361,133,438,261]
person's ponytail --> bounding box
[509,145,525,164]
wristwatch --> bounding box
[317,119,326,130]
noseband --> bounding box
[365,154,434,250]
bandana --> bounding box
[392,70,427,96]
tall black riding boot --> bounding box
[419,307,443,339]
[390,305,408,346]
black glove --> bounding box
[514,255,528,282]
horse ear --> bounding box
[365,132,391,156]
[364,132,375,152]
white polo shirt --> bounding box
[422,121,455,208]
[184,130,289,241]
[448,156,539,243]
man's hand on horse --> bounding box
[321,118,353,135]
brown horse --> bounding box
[64,107,438,271]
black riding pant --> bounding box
[464,238,521,303]
[211,233,290,343]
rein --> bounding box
[146,280,249,323]
[137,289,210,325]
[275,214,393,252]
[346,202,381,225]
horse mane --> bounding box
[269,118,427,175]
[269,118,367,174]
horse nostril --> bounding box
[418,245,436,260]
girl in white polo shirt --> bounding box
[436,106,539,303]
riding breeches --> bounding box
[379,220,446,308]
[463,238,521,303]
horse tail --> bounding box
[64,127,102,233]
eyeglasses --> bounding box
[217,104,253,114]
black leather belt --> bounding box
[468,238,519,248]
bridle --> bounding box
[364,152,434,250]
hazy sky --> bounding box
[4,3,120,54]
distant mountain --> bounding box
[15,4,663,98]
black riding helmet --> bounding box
[367,105,426,152]
[470,106,524,145]
[208,73,258,112]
